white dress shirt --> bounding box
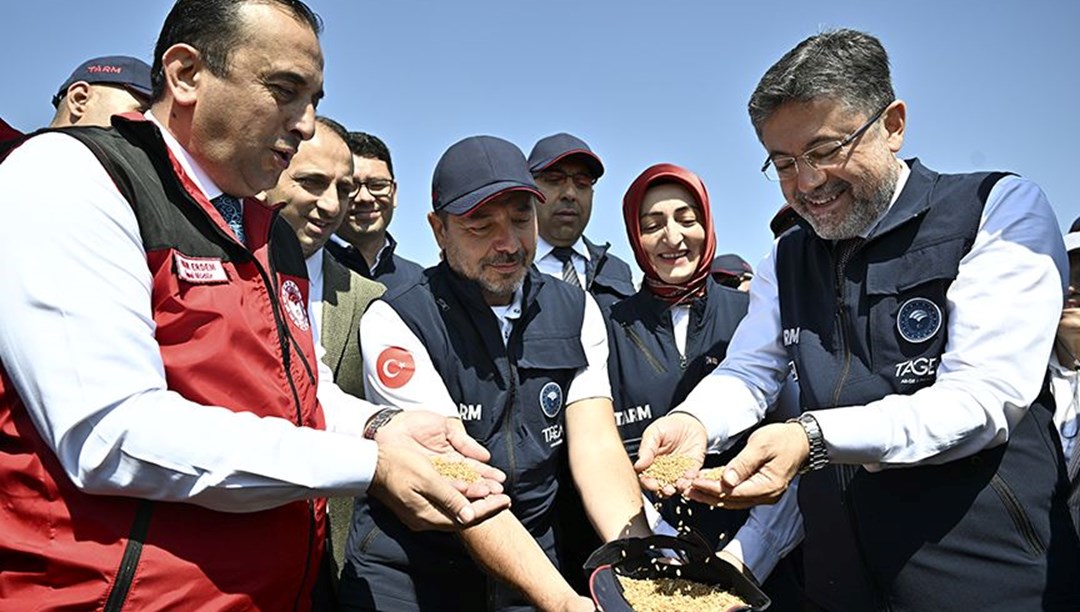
[1049,351,1080,461]
[677,167,1067,470]
[535,236,589,287]
[0,118,382,513]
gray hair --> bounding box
[748,28,894,136]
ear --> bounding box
[389,185,399,209]
[428,211,447,250]
[64,82,92,119]
[883,100,906,153]
[160,43,202,107]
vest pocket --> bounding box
[864,237,967,296]
[989,473,1047,556]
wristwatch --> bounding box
[787,413,828,474]
[363,407,403,440]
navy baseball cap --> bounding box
[527,132,604,179]
[52,55,153,108]
[711,253,753,278]
[432,136,546,216]
[1066,216,1080,253]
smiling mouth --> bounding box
[657,250,689,262]
[799,184,847,208]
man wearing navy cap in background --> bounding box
[340,135,649,611]
[711,253,754,292]
[1051,216,1080,537]
[48,55,152,128]
[527,133,635,311]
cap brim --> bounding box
[438,182,545,216]
[1066,232,1080,253]
[530,149,604,179]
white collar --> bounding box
[146,109,224,201]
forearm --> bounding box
[459,511,578,611]
[568,405,649,541]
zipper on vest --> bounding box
[829,239,891,610]
[624,325,667,375]
[502,366,519,491]
[249,243,317,605]
[989,473,1046,555]
[103,499,155,612]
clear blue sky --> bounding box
[4,0,1078,272]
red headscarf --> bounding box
[623,163,717,305]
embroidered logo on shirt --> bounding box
[377,347,415,389]
[539,381,563,418]
[173,252,228,284]
[280,280,309,332]
[459,403,483,420]
[894,356,939,384]
[896,297,942,344]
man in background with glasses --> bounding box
[638,28,1080,611]
[327,131,424,289]
[527,133,635,311]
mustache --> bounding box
[795,181,848,205]
[483,251,526,266]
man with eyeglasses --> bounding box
[527,133,635,311]
[326,131,424,289]
[637,28,1080,611]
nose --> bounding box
[661,219,682,246]
[291,101,318,142]
[315,189,341,219]
[490,218,520,254]
[558,180,579,203]
[355,184,376,204]
[795,158,827,193]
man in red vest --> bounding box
[0,1,507,609]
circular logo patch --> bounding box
[896,297,942,344]
[280,280,309,332]
[539,381,563,418]
[377,347,415,389]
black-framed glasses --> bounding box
[355,178,395,197]
[761,103,891,182]
[535,169,597,190]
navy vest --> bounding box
[345,263,587,599]
[607,278,748,458]
[776,160,1080,611]
[582,236,636,311]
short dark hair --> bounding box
[748,28,894,136]
[315,115,349,144]
[346,131,394,178]
[151,0,322,102]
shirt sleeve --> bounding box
[722,477,804,582]
[673,245,789,450]
[814,176,1066,467]
[315,341,384,436]
[0,134,378,513]
[359,300,459,416]
[566,292,613,404]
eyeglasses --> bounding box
[761,103,891,182]
[355,178,395,197]
[535,169,597,190]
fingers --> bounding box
[446,417,491,463]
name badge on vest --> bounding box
[173,252,228,284]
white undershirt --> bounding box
[670,304,691,358]
[1049,352,1080,461]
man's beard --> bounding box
[445,243,530,301]
[796,162,898,240]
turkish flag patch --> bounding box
[377,347,415,389]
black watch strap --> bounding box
[363,407,403,440]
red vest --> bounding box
[0,116,326,610]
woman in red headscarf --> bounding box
[603,164,805,607]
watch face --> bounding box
[896,297,943,344]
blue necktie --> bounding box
[211,194,246,244]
